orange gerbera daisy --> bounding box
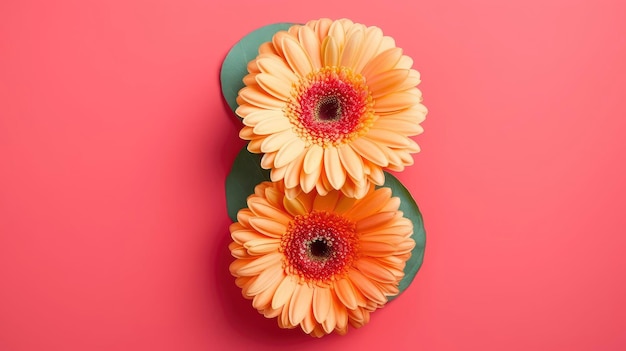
[229,181,415,337]
[237,18,427,199]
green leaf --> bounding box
[225,145,425,300]
[225,147,271,221]
[381,172,426,301]
[220,22,294,116]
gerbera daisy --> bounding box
[236,18,427,199]
[229,181,415,337]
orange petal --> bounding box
[229,221,246,232]
[285,179,303,198]
[244,238,281,255]
[312,189,340,212]
[312,286,332,324]
[374,116,424,136]
[334,278,358,310]
[374,91,420,113]
[337,144,364,182]
[310,325,327,338]
[368,69,412,98]
[246,264,284,297]
[279,288,296,329]
[349,139,389,167]
[396,239,416,254]
[301,305,317,334]
[287,24,300,37]
[239,126,255,140]
[260,152,275,169]
[229,259,251,276]
[333,194,358,214]
[260,130,296,153]
[354,258,397,284]
[354,26,383,73]
[327,20,346,48]
[256,56,298,82]
[283,152,305,190]
[255,73,292,101]
[282,196,308,216]
[274,138,305,169]
[316,162,332,196]
[347,269,387,306]
[264,187,285,209]
[404,137,421,153]
[298,25,322,69]
[324,147,346,190]
[261,306,281,319]
[242,109,284,127]
[300,163,321,193]
[272,275,298,310]
[358,241,398,257]
[236,209,254,228]
[289,283,314,325]
[361,224,412,238]
[258,42,278,56]
[281,36,314,77]
[376,280,400,297]
[377,36,396,55]
[235,252,282,276]
[361,47,403,79]
[295,191,315,212]
[396,54,414,69]
[322,292,336,333]
[231,229,265,245]
[343,188,391,220]
[271,30,292,59]
[270,165,287,182]
[365,162,385,185]
[239,86,284,109]
[250,137,271,154]
[303,145,324,174]
[360,233,406,245]
[321,36,339,68]
[243,73,258,87]
[340,26,364,69]
[339,178,357,199]
[348,307,370,328]
[248,217,287,238]
[384,152,408,171]
[230,245,248,259]
[333,292,349,330]
[311,18,332,42]
[235,275,253,288]
[247,199,291,225]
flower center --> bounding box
[317,96,342,121]
[280,211,358,283]
[309,237,331,259]
[286,67,375,147]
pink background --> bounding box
[1,0,625,350]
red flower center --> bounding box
[286,67,374,147]
[281,211,358,283]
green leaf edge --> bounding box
[381,172,426,301]
[220,22,295,115]
[225,146,426,300]
[225,147,271,221]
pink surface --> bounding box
[1,0,625,350]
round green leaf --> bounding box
[220,22,294,115]
[225,145,426,299]
[381,172,426,301]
